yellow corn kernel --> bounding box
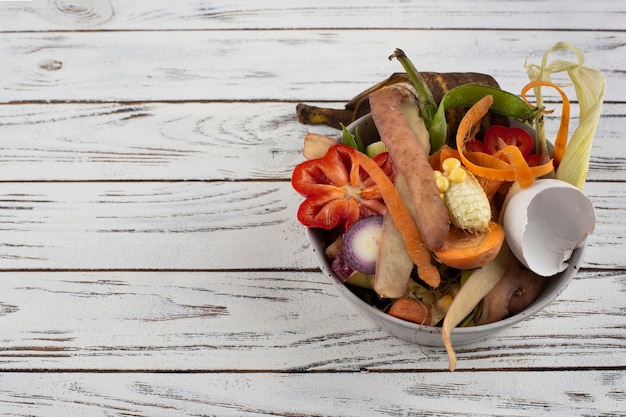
[443,167,491,232]
[441,157,461,174]
[436,294,454,312]
[435,174,450,193]
[448,166,467,183]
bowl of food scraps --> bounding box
[292,43,604,370]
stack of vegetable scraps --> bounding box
[292,42,605,371]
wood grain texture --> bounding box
[0,370,624,416]
[0,1,623,415]
[0,0,623,31]
[0,102,622,182]
[0,181,311,270]
[0,102,315,181]
[0,270,623,371]
[0,30,623,103]
[0,181,622,270]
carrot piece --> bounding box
[434,221,505,270]
[463,150,552,182]
[456,95,499,175]
[430,145,461,172]
[355,151,441,288]
[464,151,507,200]
[499,145,534,188]
[369,85,450,251]
[439,145,461,165]
[388,297,433,325]
[521,80,571,167]
[428,149,442,170]
[455,95,554,187]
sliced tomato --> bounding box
[484,125,534,157]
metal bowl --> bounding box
[308,226,584,347]
[306,113,585,347]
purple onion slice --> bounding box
[342,215,384,274]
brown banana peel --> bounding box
[296,72,501,130]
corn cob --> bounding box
[435,157,491,232]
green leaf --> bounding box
[341,124,366,153]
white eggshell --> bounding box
[502,179,596,277]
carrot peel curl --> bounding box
[521,80,571,168]
[456,94,554,188]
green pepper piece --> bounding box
[429,84,541,151]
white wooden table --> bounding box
[0,1,624,415]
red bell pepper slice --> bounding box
[292,144,393,230]
[482,124,545,166]
[464,139,488,154]
[524,153,543,167]
[483,125,534,157]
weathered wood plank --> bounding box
[0,270,623,371]
[0,0,620,413]
[0,30,622,103]
[0,0,623,31]
[0,370,623,416]
[0,181,311,270]
[0,102,621,182]
[0,101,320,181]
[0,181,622,270]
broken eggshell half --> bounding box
[502,179,596,277]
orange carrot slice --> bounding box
[464,150,508,199]
[500,145,534,188]
[434,221,505,270]
[430,145,461,172]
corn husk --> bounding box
[525,42,606,190]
